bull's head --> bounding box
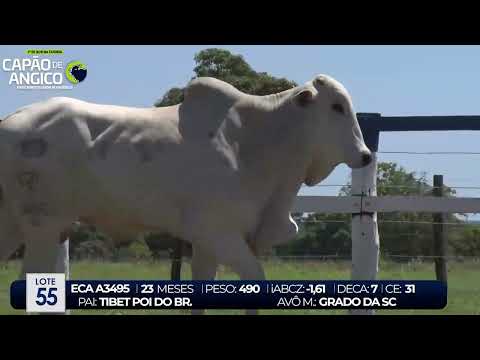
[293,74,372,186]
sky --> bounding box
[1,45,479,217]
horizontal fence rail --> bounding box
[292,196,360,213]
[363,196,480,213]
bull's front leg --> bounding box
[190,244,217,315]
[206,233,265,316]
[253,212,298,255]
[184,211,264,315]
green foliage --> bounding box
[450,226,480,256]
[69,225,154,261]
[114,238,152,261]
[72,240,112,260]
[144,233,192,259]
[340,162,456,197]
[153,87,184,107]
[276,213,351,256]
[69,225,115,260]
[154,48,297,107]
[193,48,256,79]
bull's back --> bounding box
[0,97,181,215]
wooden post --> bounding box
[350,152,379,315]
[433,175,448,283]
[170,239,183,280]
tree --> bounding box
[154,87,184,107]
[154,48,297,107]
[340,162,456,197]
[276,213,352,256]
[193,48,256,79]
[449,226,480,257]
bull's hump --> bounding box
[184,77,245,103]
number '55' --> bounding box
[36,288,58,306]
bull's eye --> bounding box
[332,103,345,115]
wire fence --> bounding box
[300,184,480,190]
[378,151,480,155]
[294,150,480,262]
[255,254,480,261]
[146,253,479,262]
[298,219,480,226]
[299,150,480,192]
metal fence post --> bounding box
[170,239,183,280]
[433,175,448,283]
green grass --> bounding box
[1,259,479,315]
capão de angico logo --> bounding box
[1,50,87,89]
[65,60,87,84]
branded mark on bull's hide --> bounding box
[18,171,39,191]
[20,138,48,158]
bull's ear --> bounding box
[314,76,328,87]
[294,89,314,107]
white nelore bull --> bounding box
[0,74,371,314]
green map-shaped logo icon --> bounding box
[65,61,87,84]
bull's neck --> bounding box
[235,110,310,204]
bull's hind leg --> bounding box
[19,217,72,315]
[20,219,68,277]
[0,221,23,263]
[21,239,70,280]
[55,238,70,278]
[191,244,217,315]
